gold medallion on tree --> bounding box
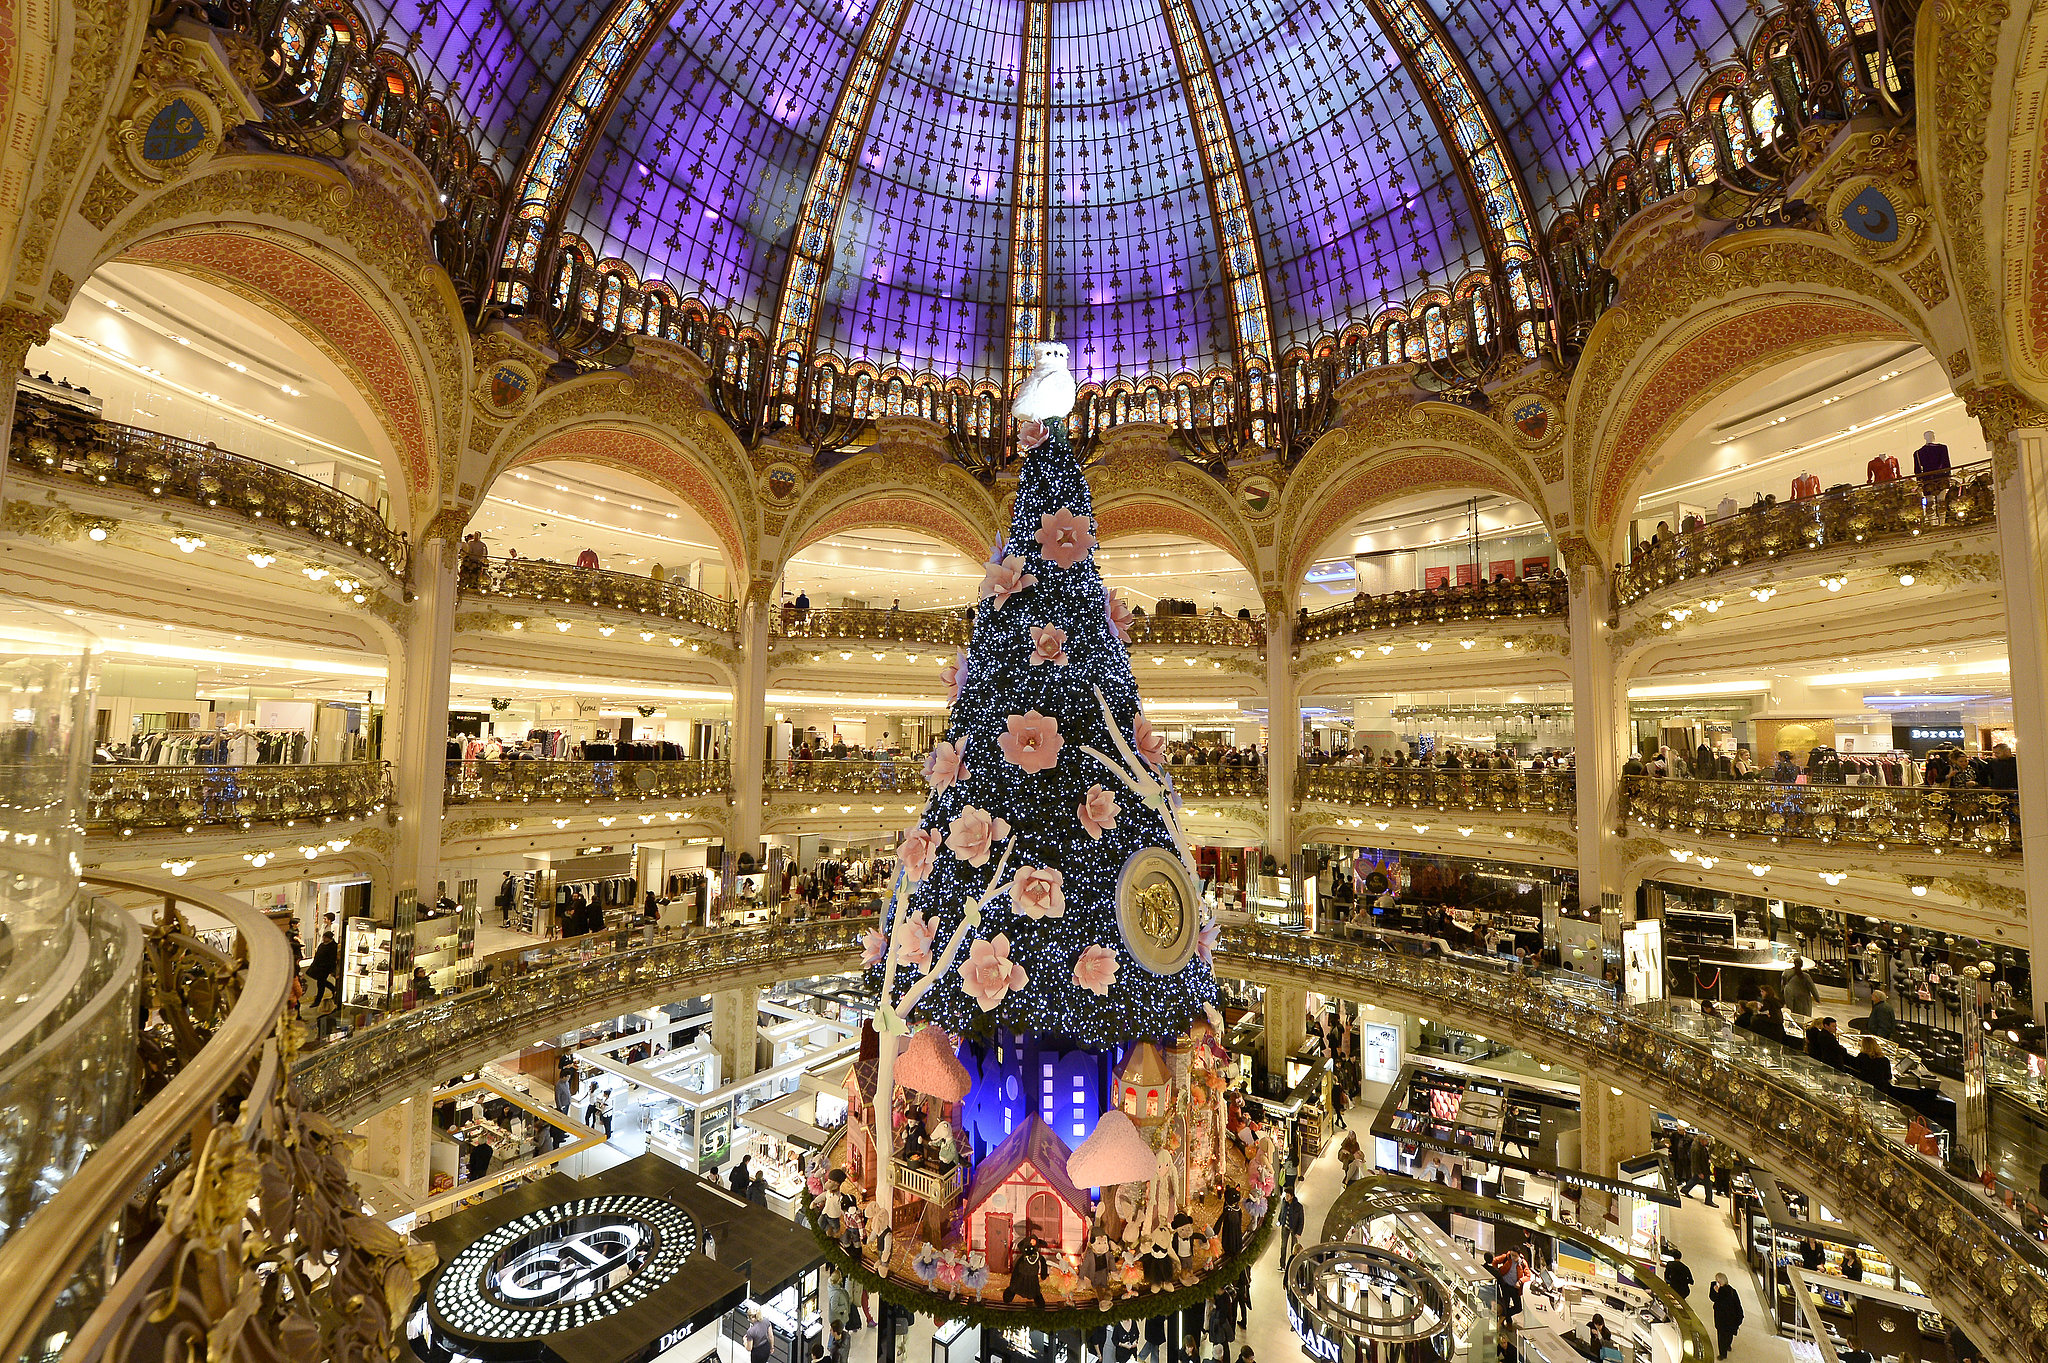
[1115,847,1199,974]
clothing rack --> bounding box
[117,727,311,765]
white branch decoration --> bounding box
[1076,685,1200,880]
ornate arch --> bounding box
[1582,295,1913,549]
[1086,439,1264,578]
[1093,498,1254,576]
[1287,452,1528,588]
[495,423,749,577]
[1564,232,1935,542]
[81,158,475,529]
[775,431,1004,580]
[788,493,993,568]
[1995,0,2048,402]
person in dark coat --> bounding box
[465,1139,492,1182]
[1852,1035,1893,1092]
[729,1155,754,1196]
[1664,1249,1695,1299]
[1709,1274,1745,1359]
[1278,1188,1305,1260]
[308,931,339,1005]
[1140,1312,1169,1363]
[1207,1285,1236,1351]
[1806,1016,1851,1070]
[747,1170,770,1206]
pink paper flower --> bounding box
[998,710,1064,773]
[1017,418,1050,450]
[940,650,970,703]
[1029,624,1070,668]
[1105,590,1135,643]
[897,911,941,968]
[899,826,941,882]
[860,927,887,969]
[1035,507,1096,569]
[959,934,1028,1011]
[1077,784,1120,839]
[1072,944,1120,996]
[979,554,1038,610]
[1132,712,1166,770]
[945,805,1011,867]
[923,739,969,794]
[1012,865,1066,919]
[1196,921,1220,965]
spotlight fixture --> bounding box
[171,534,205,553]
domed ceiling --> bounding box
[368,0,1760,386]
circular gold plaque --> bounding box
[1116,846,1199,975]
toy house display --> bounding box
[962,1115,1092,1271]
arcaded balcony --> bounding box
[1622,774,2019,856]
[1295,576,1568,646]
[462,556,738,633]
[1299,763,1577,818]
[85,761,390,835]
[443,758,732,805]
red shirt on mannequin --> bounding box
[1791,473,1822,499]
[1867,454,1900,483]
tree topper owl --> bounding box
[1012,341,1075,424]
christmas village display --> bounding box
[803,348,1276,1316]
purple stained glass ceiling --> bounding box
[380,0,1765,385]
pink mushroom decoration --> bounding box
[896,1024,972,1100]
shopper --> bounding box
[1782,959,1818,1018]
[1852,1035,1893,1092]
[308,931,339,1006]
[1708,1275,1744,1359]
[1138,1313,1168,1363]
[1664,1249,1694,1300]
[1806,1017,1851,1070]
[1278,1188,1305,1260]
[729,1155,754,1196]
[744,1310,773,1363]
[1864,989,1898,1037]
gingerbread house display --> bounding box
[961,1115,1092,1271]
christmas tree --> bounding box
[863,405,1221,1045]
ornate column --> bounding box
[1970,383,2048,1025]
[389,533,458,902]
[350,1088,435,1200]
[1576,1078,1655,1178]
[728,577,773,858]
[1260,982,1306,1084]
[1263,593,1297,857]
[1563,541,1627,950]
[712,986,759,1083]
[0,307,56,507]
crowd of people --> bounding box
[1625,741,2018,790]
[1301,743,1575,771]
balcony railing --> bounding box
[1615,463,1996,606]
[1126,613,1266,650]
[767,757,921,796]
[1161,762,1270,800]
[292,916,874,1125]
[465,556,737,633]
[86,761,390,832]
[1623,775,2019,855]
[774,605,973,648]
[444,758,731,804]
[1296,576,1567,645]
[257,918,2046,1360]
[9,390,409,574]
[1227,927,2048,1362]
[1300,763,1578,818]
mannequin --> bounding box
[1715,493,1738,521]
[1913,429,1951,478]
[1791,470,1822,499]
[1866,450,1900,483]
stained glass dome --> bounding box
[359,0,1800,388]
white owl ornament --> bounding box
[1012,341,1076,424]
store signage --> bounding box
[656,1325,692,1355]
[1908,728,1963,741]
[1374,1117,1680,1205]
[1287,1299,1342,1363]
[496,1220,647,1305]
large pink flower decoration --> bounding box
[944,806,1011,867]
[1036,508,1097,570]
[998,711,1064,773]
[1072,944,1120,997]
[923,739,969,794]
[897,911,941,968]
[1106,590,1135,643]
[1029,624,1070,668]
[860,927,887,969]
[899,826,941,882]
[959,934,1028,1011]
[940,650,970,703]
[1012,866,1066,919]
[979,554,1038,609]
[1077,784,1120,840]
[1132,712,1166,770]
[1196,921,1220,965]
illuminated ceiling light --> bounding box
[171,534,205,553]
[556,620,572,632]
[1821,574,1848,592]
[1701,598,1722,613]
[1411,823,1429,834]
[1378,644,1394,655]
[1818,870,1848,886]
[640,630,655,641]
[303,567,328,581]
[1153,656,1165,665]
[598,625,616,637]
[1670,848,1692,862]
[160,859,194,877]
[1459,639,1475,650]
[1415,641,1432,652]
[906,654,919,663]
[246,552,275,568]
[1911,883,1928,897]
[511,620,525,630]
[840,651,854,660]
[552,818,570,828]
[1897,571,1915,586]
[1457,827,1472,837]
[1694,855,1718,870]
[670,636,684,646]
[86,524,108,541]
[1748,586,1776,602]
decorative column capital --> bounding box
[1960,381,2048,482]
[0,306,55,365]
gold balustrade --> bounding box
[1623,774,2019,855]
[1161,762,1270,800]
[9,393,408,574]
[774,605,973,648]
[1614,463,1997,606]
[767,757,921,796]
[1299,763,1577,817]
[1296,576,1567,645]
[86,761,390,832]
[444,758,731,804]
[1125,613,1266,650]
[465,556,737,632]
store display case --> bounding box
[1736,1171,1904,1334]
